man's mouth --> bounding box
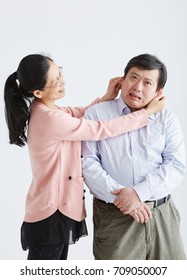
[130,92,141,100]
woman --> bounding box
[4,54,164,260]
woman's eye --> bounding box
[54,78,60,86]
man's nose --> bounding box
[133,80,142,91]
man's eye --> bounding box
[131,75,137,80]
[146,81,152,86]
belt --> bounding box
[95,194,171,208]
[145,194,171,207]
[95,198,114,205]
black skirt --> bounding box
[21,210,88,250]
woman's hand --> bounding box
[146,93,166,116]
[100,77,122,102]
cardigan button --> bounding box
[84,189,86,193]
[81,155,83,158]
[68,176,72,180]
[83,196,85,200]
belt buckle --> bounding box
[154,199,158,207]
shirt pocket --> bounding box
[145,123,165,147]
[63,177,85,219]
[65,176,84,197]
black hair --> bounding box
[124,54,167,90]
[4,54,53,146]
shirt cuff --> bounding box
[133,181,152,202]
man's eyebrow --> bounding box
[130,71,154,82]
[130,71,139,77]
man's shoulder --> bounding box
[84,99,118,120]
[91,99,117,110]
[158,107,176,119]
[153,108,180,128]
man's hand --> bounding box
[129,203,152,223]
[112,187,141,214]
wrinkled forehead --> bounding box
[127,67,159,81]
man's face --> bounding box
[121,67,161,111]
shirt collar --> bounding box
[116,95,130,115]
[116,95,155,120]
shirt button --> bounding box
[68,176,72,180]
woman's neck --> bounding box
[35,98,57,109]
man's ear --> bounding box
[156,88,163,96]
[33,89,43,98]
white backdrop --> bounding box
[0,0,186,260]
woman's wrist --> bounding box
[99,95,107,103]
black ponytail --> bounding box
[4,72,33,146]
[4,54,52,147]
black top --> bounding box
[21,210,88,250]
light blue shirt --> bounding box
[82,95,186,203]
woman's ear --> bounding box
[33,90,43,98]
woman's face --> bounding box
[37,61,65,106]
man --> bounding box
[82,54,186,260]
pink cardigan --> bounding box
[25,100,148,222]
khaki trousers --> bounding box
[93,197,186,260]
